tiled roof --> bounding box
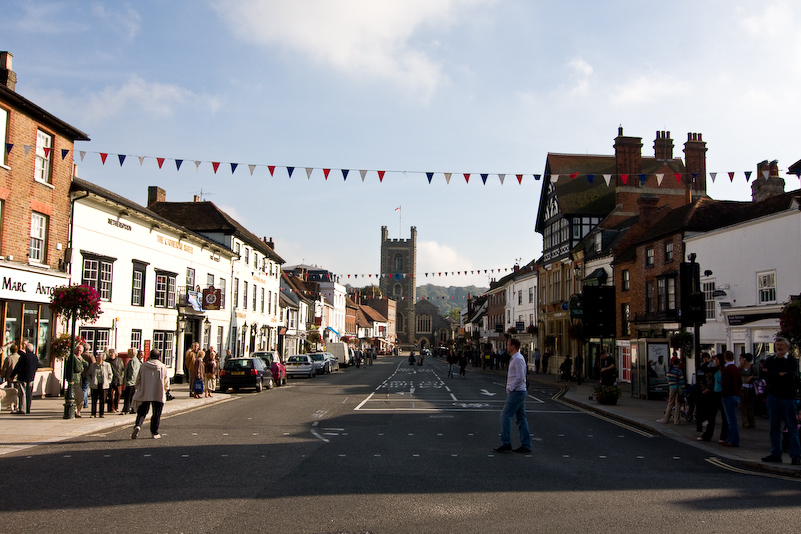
[70,177,233,256]
[149,200,285,264]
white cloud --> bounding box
[79,76,222,123]
[92,3,142,40]
[610,70,693,107]
[566,58,593,98]
[212,0,494,100]
[417,240,481,283]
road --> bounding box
[1,355,800,534]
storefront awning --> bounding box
[326,326,340,336]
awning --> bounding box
[326,326,340,336]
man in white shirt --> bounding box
[494,338,532,453]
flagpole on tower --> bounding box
[395,206,402,238]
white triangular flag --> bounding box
[551,174,560,183]
[139,156,146,166]
[194,160,201,170]
[360,170,367,181]
[24,145,32,156]
[656,173,664,185]
[248,164,256,175]
[306,167,313,179]
[498,174,505,185]
[444,173,452,184]
[762,170,770,179]
[80,151,86,161]
[603,174,612,186]
[709,172,716,183]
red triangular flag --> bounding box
[100,153,108,164]
[569,172,578,179]
[728,172,735,182]
[621,174,628,184]
[323,168,331,180]
[43,147,51,158]
[268,165,275,176]
[516,174,523,184]
[675,173,682,182]
[212,162,220,174]
[464,173,470,183]
[157,157,165,169]
[378,170,385,182]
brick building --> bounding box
[0,52,89,395]
[379,226,416,348]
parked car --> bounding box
[308,352,331,374]
[324,352,339,372]
[285,354,316,378]
[252,351,286,386]
[219,357,272,393]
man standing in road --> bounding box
[131,348,171,440]
[533,347,541,374]
[760,337,800,465]
[494,338,531,453]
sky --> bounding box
[4,0,800,289]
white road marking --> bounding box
[480,389,497,397]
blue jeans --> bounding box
[500,390,531,448]
[767,395,801,459]
[721,395,740,446]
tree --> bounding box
[448,308,461,322]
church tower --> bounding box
[380,226,417,349]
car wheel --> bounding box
[266,377,274,389]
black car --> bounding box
[219,357,272,393]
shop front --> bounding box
[0,263,70,396]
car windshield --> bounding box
[287,356,307,363]
[310,354,325,361]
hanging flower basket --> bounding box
[51,333,86,360]
[50,284,102,323]
[593,385,622,405]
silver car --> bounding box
[285,354,315,378]
[308,352,330,374]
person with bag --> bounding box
[131,348,170,440]
[192,350,206,398]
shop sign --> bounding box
[727,312,780,326]
[0,267,67,304]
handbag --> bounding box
[193,378,204,394]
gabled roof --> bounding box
[360,305,388,323]
[149,200,284,264]
[70,177,233,256]
[355,308,372,328]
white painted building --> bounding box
[69,178,235,378]
[686,192,801,362]
[506,263,539,353]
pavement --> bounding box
[1,367,800,477]
[0,382,231,456]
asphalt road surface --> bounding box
[2,355,800,534]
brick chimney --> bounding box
[262,236,274,250]
[751,160,785,203]
[614,126,643,179]
[637,194,660,226]
[0,52,17,91]
[147,186,166,207]
[193,195,200,202]
[683,133,707,195]
[654,131,673,160]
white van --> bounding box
[327,342,351,367]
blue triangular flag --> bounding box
[587,174,594,183]
[230,163,238,174]
[481,173,488,184]
[287,166,295,178]
[342,169,349,180]
[534,174,541,180]
[426,172,433,183]
[118,154,126,166]
[61,149,69,160]
[175,159,183,171]
[5,143,12,154]
[744,171,752,182]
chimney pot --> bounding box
[147,186,166,207]
[0,51,17,91]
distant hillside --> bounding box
[416,285,488,318]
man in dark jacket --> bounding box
[11,342,38,414]
[719,351,742,447]
[760,337,800,465]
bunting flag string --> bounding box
[52,149,801,185]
